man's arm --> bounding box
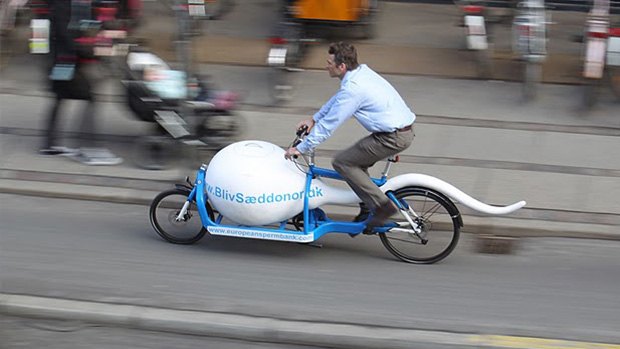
[295,88,360,154]
[312,93,338,122]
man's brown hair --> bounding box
[328,42,359,71]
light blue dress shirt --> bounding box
[296,64,416,154]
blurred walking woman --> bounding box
[41,0,122,165]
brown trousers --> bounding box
[332,128,414,211]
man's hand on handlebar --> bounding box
[284,147,301,160]
[296,118,315,134]
[285,118,313,160]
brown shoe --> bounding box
[363,202,398,234]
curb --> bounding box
[3,293,620,349]
[0,294,478,349]
[0,178,157,206]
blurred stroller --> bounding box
[123,46,243,170]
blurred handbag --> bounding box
[50,64,92,100]
[49,63,75,81]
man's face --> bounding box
[326,54,346,79]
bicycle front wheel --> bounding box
[379,187,461,264]
[149,188,212,244]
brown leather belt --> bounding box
[397,124,413,132]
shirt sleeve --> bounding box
[297,87,360,154]
[312,93,338,122]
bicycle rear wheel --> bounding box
[150,188,213,244]
[379,187,461,264]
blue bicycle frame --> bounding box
[183,158,401,243]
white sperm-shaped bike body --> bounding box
[204,141,526,226]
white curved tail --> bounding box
[383,174,526,215]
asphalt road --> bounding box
[2,193,620,344]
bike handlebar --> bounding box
[296,125,309,137]
[291,125,310,160]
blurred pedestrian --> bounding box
[40,0,122,165]
[285,42,416,233]
[0,0,28,34]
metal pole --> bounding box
[173,0,192,79]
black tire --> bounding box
[379,187,461,264]
[150,188,213,244]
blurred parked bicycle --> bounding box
[267,20,318,105]
[454,0,493,78]
[610,26,620,100]
[578,0,620,109]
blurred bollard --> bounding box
[29,19,50,54]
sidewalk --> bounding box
[1,63,619,240]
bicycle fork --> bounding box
[175,186,197,222]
